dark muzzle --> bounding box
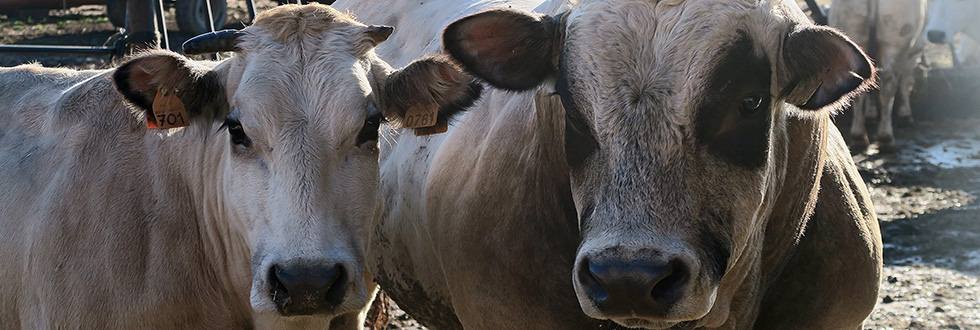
[267,262,349,316]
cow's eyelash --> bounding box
[221,118,242,130]
[221,117,251,147]
[218,115,239,131]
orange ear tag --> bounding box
[149,88,190,129]
[401,104,438,129]
[414,121,448,136]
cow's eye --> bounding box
[740,94,769,117]
[356,110,384,146]
[222,118,251,147]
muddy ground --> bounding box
[851,117,980,329]
[2,3,977,329]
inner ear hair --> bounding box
[442,9,566,91]
[781,26,876,112]
[113,50,229,121]
[381,55,482,125]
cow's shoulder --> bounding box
[0,65,155,234]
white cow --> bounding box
[338,0,881,328]
[926,0,980,66]
[831,0,928,152]
[0,4,479,329]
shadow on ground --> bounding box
[853,117,980,329]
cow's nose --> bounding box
[927,30,947,44]
[577,257,691,316]
[268,262,348,316]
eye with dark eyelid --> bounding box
[356,103,385,146]
[221,117,252,147]
[740,94,769,117]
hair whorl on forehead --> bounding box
[249,3,357,43]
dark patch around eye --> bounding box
[557,53,599,168]
[695,33,773,169]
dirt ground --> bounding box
[2,2,977,329]
[854,118,980,329]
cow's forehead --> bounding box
[227,57,373,146]
[570,0,802,34]
[564,0,801,98]
[235,3,371,61]
[219,4,376,143]
[562,0,801,157]
[215,5,376,144]
[564,0,766,104]
[248,3,359,44]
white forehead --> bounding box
[223,4,377,146]
[232,55,372,144]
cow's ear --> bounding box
[380,56,483,134]
[781,26,876,112]
[443,9,563,91]
[113,50,227,125]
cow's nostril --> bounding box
[268,265,290,310]
[650,259,690,305]
[579,255,694,318]
[267,262,348,316]
[577,257,609,304]
[324,264,348,306]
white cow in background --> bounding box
[831,0,928,152]
[926,0,980,67]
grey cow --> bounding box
[336,0,883,329]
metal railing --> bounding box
[803,0,828,26]
[0,0,257,60]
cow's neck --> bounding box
[690,111,830,328]
[741,113,830,325]
[760,115,828,271]
[145,122,253,310]
[412,86,590,322]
